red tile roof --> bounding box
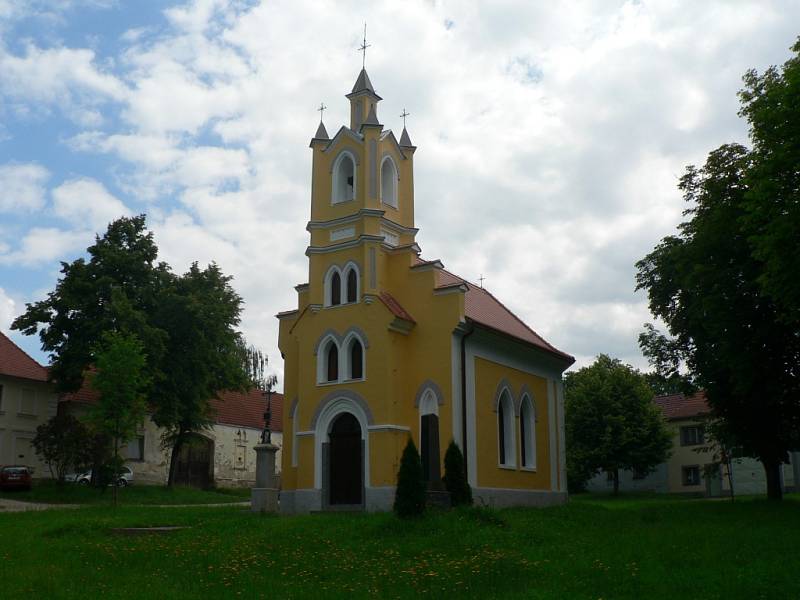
[62,381,283,432]
[379,291,416,323]
[0,331,49,382]
[427,267,573,363]
[653,392,709,420]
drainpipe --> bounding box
[460,323,475,481]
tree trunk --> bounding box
[112,437,119,508]
[612,469,619,496]
[167,432,185,489]
[763,459,783,501]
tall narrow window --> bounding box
[497,390,515,467]
[380,157,398,207]
[326,343,339,382]
[346,268,358,303]
[349,339,363,379]
[331,272,341,306]
[498,400,506,465]
[520,396,535,469]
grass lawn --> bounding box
[1,494,798,599]
[0,480,250,505]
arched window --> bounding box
[333,153,356,203]
[330,272,341,306]
[498,390,515,467]
[346,268,358,303]
[520,395,536,469]
[380,157,398,208]
[349,339,363,380]
[326,343,339,382]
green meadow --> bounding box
[1,493,798,599]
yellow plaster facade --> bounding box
[278,69,574,513]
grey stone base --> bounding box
[251,487,279,513]
[281,486,396,514]
[472,487,567,508]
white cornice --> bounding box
[305,235,384,255]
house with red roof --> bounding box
[588,392,799,496]
[60,383,284,488]
[0,332,58,473]
[277,68,574,513]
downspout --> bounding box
[460,322,475,481]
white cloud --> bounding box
[5,0,800,378]
[0,163,49,212]
[0,286,15,331]
[52,177,130,231]
[0,227,87,267]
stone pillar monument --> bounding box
[251,443,279,513]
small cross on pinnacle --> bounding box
[358,23,371,69]
[400,108,410,128]
[317,102,327,122]
[479,275,486,288]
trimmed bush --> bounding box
[394,438,426,518]
[442,440,472,506]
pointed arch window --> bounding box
[330,272,341,306]
[326,343,339,382]
[346,268,358,303]
[520,395,536,469]
[498,390,516,467]
[380,156,398,208]
[349,339,363,380]
[333,153,356,203]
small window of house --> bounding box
[682,465,701,486]
[680,426,704,446]
[0,384,4,411]
[20,388,36,415]
[333,153,356,203]
[126,436,145,461]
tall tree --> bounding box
[636,143,800,500]
[638,323,697,396]
[151,262,249,487]
[739,39,800,326]
[11,215,169,393]
[88,331,149,506]
[11,216,250,487]
[565,355,672,495]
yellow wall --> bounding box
[473,357,552,490]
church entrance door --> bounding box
[421,413,441,486]
[328,413,363,505]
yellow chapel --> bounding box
[277,67,574,513]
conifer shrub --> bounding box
[443,440,473,506]
[394,438,426,518]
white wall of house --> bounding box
[0,376,58,476]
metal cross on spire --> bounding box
[400,108,410,128]
[479,275,486,288]
[358,22,371,69]
[317,102,327,122]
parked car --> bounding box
[0,466,32,491]
[73,466,134,487]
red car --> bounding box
[0,466,32,491]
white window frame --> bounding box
[342,261,361,304]
[342,331,366,382]
[316,335,342,384]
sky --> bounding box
[1,0,798,389]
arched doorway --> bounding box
[327,412,363,505]
[174,433,214,488]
